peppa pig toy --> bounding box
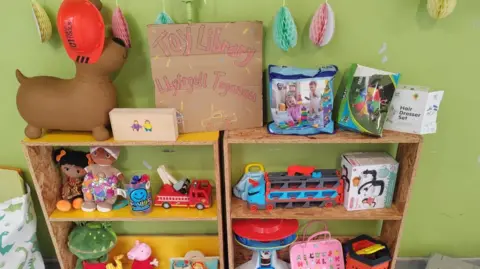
[127,240,159,269]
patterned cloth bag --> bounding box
[0,183,44,269]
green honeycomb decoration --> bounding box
[273,6,297,52]
[155,12,175,24]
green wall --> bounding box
[2,0,479,259]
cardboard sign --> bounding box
[147,22,263,133]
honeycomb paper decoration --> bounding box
[427,0,457,19]
[309,2,335,47]
[112,6,131,48]
[31,0,52,42]
[155,0,175,24]
[273,6,297,52]
[155,12,175,24]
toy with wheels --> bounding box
[233,219,298,269]
[234,163,265,201]
[154,165,212,210]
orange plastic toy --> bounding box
[57,0,105,64]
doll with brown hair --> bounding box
[53,148,92,212]
[82,146,125,212]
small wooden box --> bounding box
[109,108,178,141]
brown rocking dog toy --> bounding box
[16,0,128,141]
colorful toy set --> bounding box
[234,164,344,211]
[233,219,299,269]
[343,235,391,269]
[341,152,398,211]
[334,64,400,137]
[268,65,338,135]
[154,165,213,210]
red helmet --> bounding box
[57,0,105,64]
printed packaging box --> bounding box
[341,152,398,211]
[384,85,444,135]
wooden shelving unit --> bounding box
[223,127,423,269]
[22,131,224,269]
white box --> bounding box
[341,152,399,211]
[109,108,178,141]
[384,85,444,134]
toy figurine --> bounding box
[68,222,117,269]
[127,240,159,269]
[106,255,124,269]
[52,148,92,212]
[82,146,125,212]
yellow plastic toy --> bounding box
[355,244,385,255]
[106,255,124,269]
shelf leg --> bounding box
[23,145,76,268]
[381,142,423,269]
[213,141,225,269]
[223,141,235,269]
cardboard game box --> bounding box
[341,152,399,211]
[384,85,444,135]
[147,22,264,133]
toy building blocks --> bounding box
[343,235,391,269]
[237,164,344,211]
[341,152,398,211]
[154,165,212,210]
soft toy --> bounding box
[16,0,128,141]
[127,240,159,269]
[82,146,125,212]
[15,37,127,141]
[53,148,92,212]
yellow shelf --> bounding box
[108,235,220,269]
[49,201,218,222]
[22,131,219,146]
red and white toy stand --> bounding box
[233,219,299,269]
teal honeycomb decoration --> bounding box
[273,6,297,52]
[155,12,175,24]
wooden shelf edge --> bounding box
[49,201,219,222]
[230,198,403,220]
[225,128,422,144]
[49,216,218,222]
[22,131,219,146]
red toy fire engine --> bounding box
[155,166,213,210]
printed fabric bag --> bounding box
[268,65,338,135]
[0,169,44,269]
[290,221,344,269]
